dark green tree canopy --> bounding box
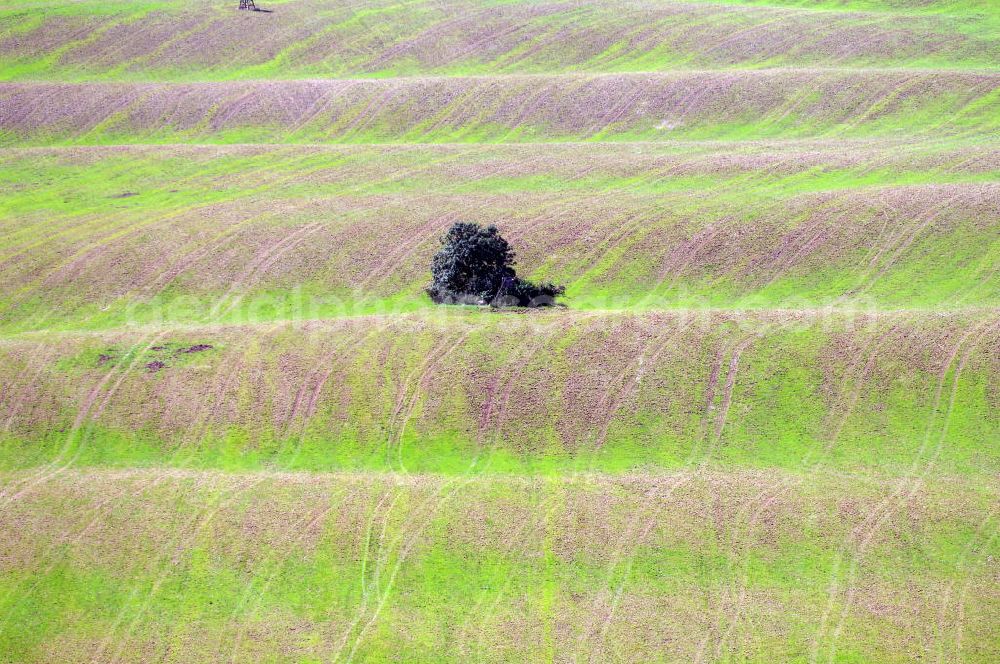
[427,222,564,307]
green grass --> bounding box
[1,0,997,81]
[0,310,995,478]
[1,0,998,660]
[2,469,997,662]
[0,141,996,334]
[3,73,998,147]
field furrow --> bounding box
[1,0,997,80]
[2,71,998,145]
[1,142,996,331]
[0,309,996,475]
[1,468,997,662]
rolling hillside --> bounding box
[0,0,997,662]
[2,71,999,144]
[1,0,998,79]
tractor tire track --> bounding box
[0,469,177,635]
[0,331,166,506]
[95,474,267,664]
[391,329,473,472]
[814,319,994,663]
[224,487,347,662]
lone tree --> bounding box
[427,222,564,307]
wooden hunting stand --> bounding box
[239,0,256,10]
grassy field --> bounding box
[2,310,998,475]
[3,469,998,662]
[0,0,998,662]
[1,141,996,333]
[1,0,998,79]
[3,73,1000,145]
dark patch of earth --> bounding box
[178,344,213,354]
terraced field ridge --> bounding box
[3,71,1000,145]
[0,0,997,662]
[2,0,998,78]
